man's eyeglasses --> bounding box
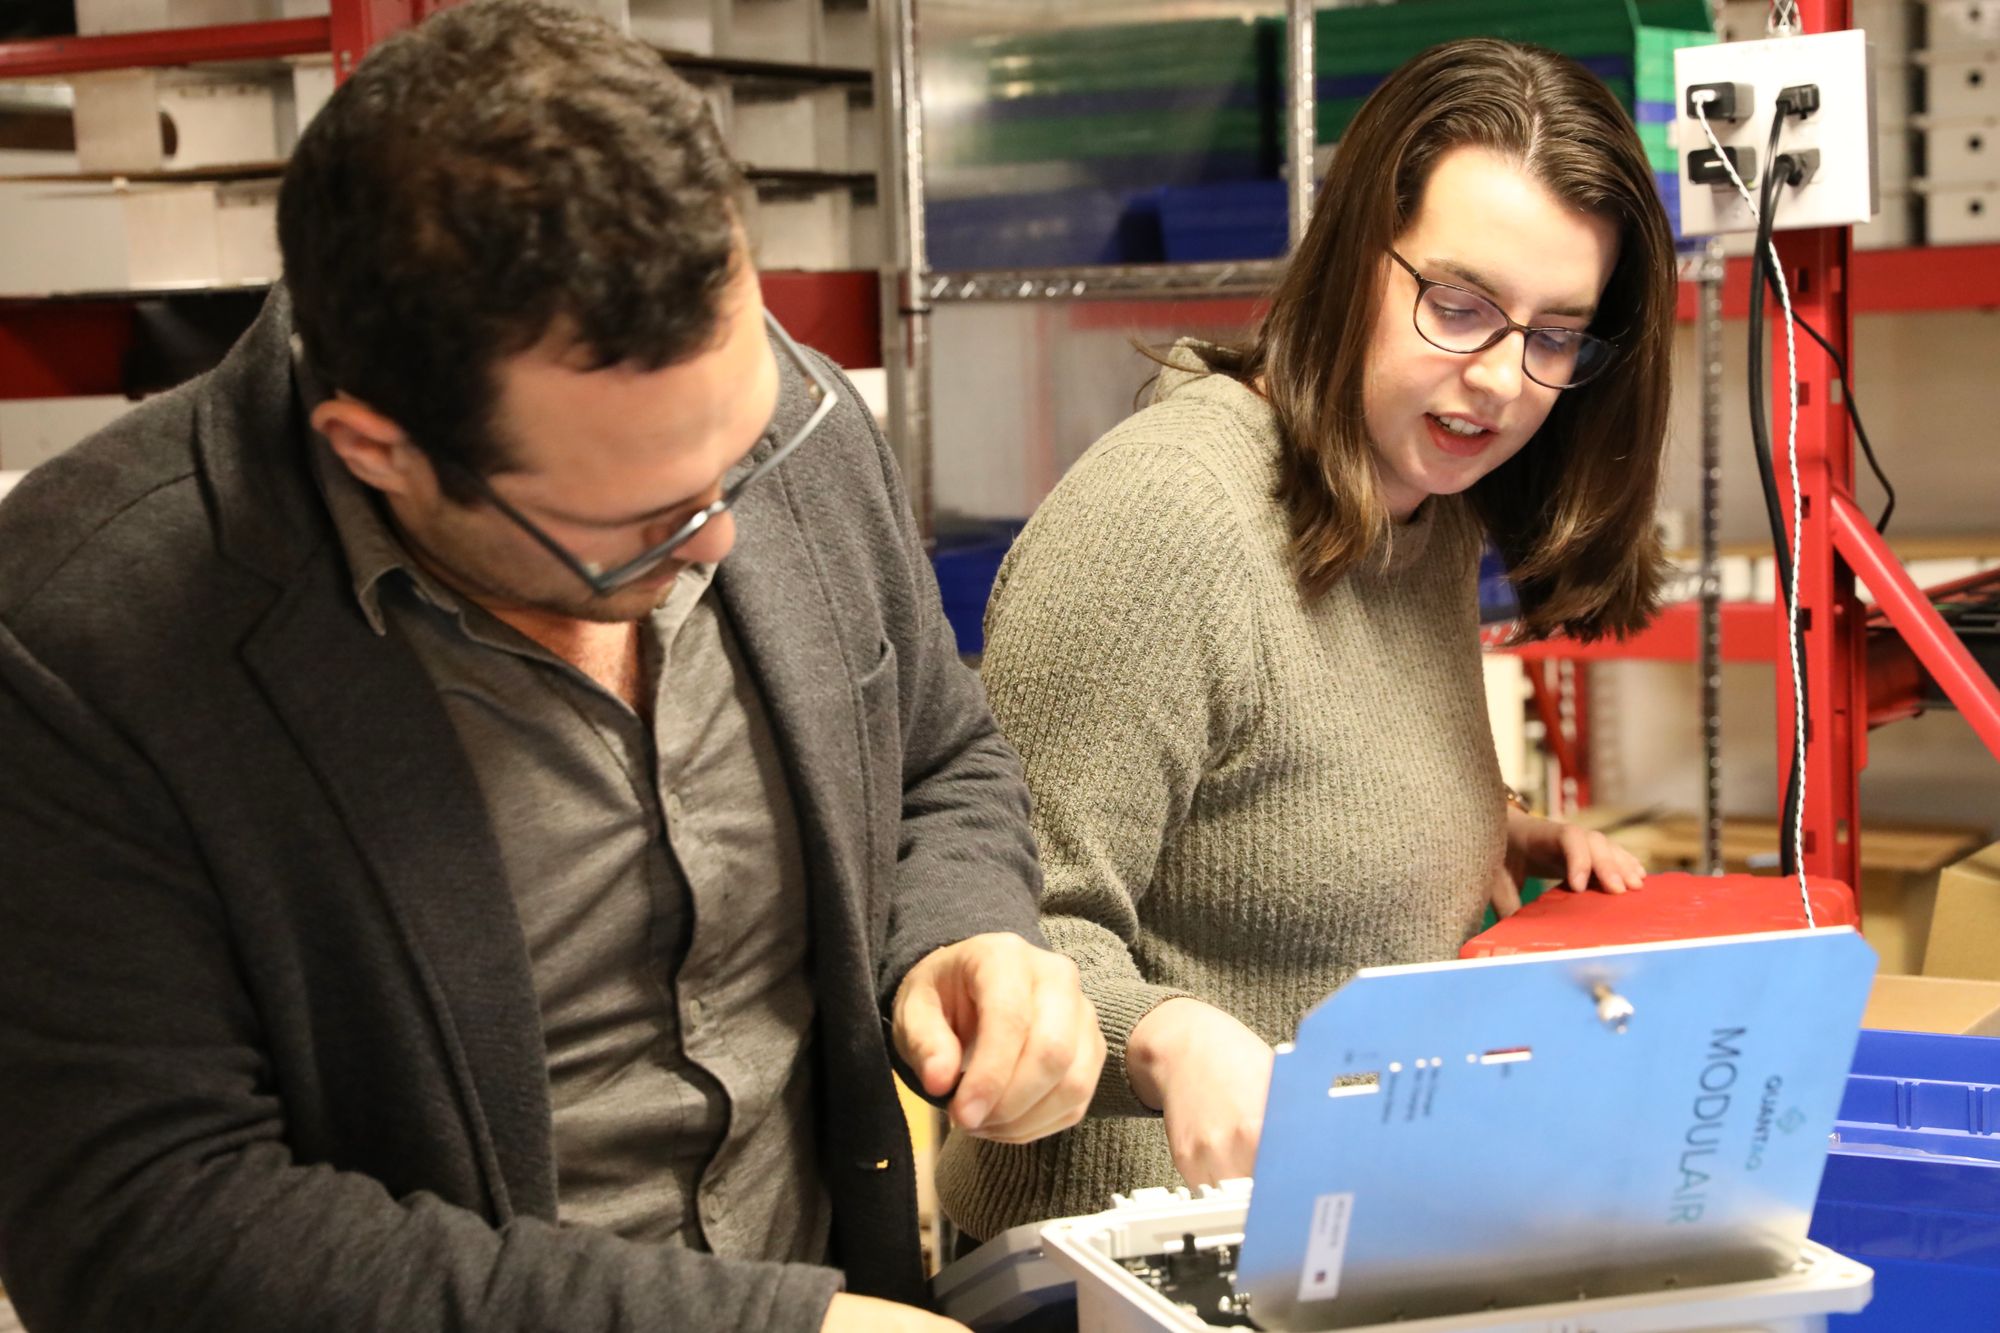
[1388,250,1617,390]
[453,309,838,598]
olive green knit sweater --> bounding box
[934,356,1508,1241]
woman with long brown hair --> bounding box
[937,37,1671,1244]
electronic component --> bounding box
[1118,1233,1255,1328]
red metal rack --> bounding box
[1499,0,2000,899]
[0,1,450,84]
[1769,0,2000,895]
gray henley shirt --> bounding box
[311,437,831,1263]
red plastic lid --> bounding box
[1461,871,1860,959]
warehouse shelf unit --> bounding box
[0,2,888,402]
[871,0,1321,562]
[879,0,2000,892]
[0,0,448,404]
[872,0,1734,859]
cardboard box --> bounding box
[75,0,277,34]
[287,57,337,146]
[157,72,285,169]
[1923,840,2000,982]
[717,0,818,65]
[1607,814,1987,975]
[729,86,846,171]
[1862,972,2000,1035]
[1921,180,2000,244]
[70,69,167,174]
[746,184,851,269]
[628,0,715,53]
[71,69,284,174]
[818,0,873,68]
[1923,50,2000,121]
[846,91,878,175]
[213,178,281,283]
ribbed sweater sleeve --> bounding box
[978,436,1260,1118]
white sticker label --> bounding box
[1296,1191,1355,1302]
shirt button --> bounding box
[664,792,684,821]
[685,997,706,1027]
[706,1179,728,1218]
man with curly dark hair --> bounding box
[0,4,1101,1330]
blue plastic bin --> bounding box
[1157,178,1288,262]
[931,521,1027,657]
[1812,1029,2000,1331]
[927,189,1165,270]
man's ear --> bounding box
[313,396,435,501]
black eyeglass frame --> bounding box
[449,308,839,598]
[1387,249,1617,390]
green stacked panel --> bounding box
[1309,0,1643,78]
[1636,26,1715,172]
[1291,0,1713,144]
[931,17,1272,171]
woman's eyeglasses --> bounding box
[1388,250,1616,390]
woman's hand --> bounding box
[1125,998,1275,1188]
[1490,809,1647,917]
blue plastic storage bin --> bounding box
[926,189,1165,270]
[931,521,1027,657]
[1812,1029,2000,1331]
[1157,178,1288,261]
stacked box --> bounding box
[69,67,290,174]
[1918,0,2000,244]
[928,1,1721,269]
[1302,0,1711,251]
[924,15,1274,268]
[729,86,849,171]
[74,0,281,32]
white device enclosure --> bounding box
[1034,1185,1873,1333]
[1675,29,1879,236]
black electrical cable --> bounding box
[1754,284,1898,535]
[1746,107,1808,877]
[1745,110,1902,878]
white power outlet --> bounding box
[1674,30,1879,236]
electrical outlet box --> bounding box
[1675,29,1879,237]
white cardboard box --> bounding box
[849,193,880,267]
[845,90,878,174]
[1854,188,1916,246]
[1926,0,2000,54]
[817,0,873,68]
[730,86,846,171]
[1921,49,2000,118]
[214,178,282,282]
[288,57,336,144]
[1920,116,2000,182]
[0,179,282,292]
[71,69,284,173]
[70,69,168,173]
[157,72,284,168]
[627,0,715,53]
[747,185,850,269]
[717,0,818,65]
[1919,178,2000,240]
[75,0,276,34]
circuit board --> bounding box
[1119,1232,1257,1328]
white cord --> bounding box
[1691,102,1816,928]
[1767,0,1800,38]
